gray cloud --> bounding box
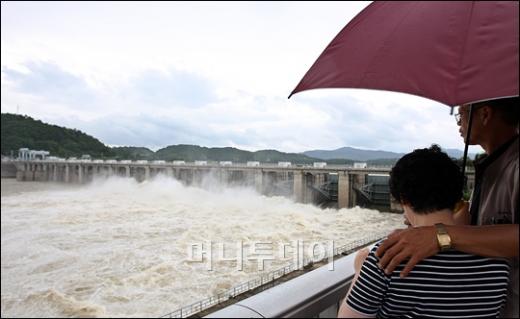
[49,113,216,150]
[123,69,217,109]
[3,62,219,112]
[3,62,97,106]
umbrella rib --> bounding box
[453,1,476,106]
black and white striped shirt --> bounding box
[346,242,510,318]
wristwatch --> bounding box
[434,223,452,251]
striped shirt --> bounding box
[346,242,510,318]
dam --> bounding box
[2,158,475,210]
[3,158,409,210]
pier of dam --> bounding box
[1,159,475,210]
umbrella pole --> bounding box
[461,104,475,189]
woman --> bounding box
[338,145,510,318]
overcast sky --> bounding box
[1,1,483,154]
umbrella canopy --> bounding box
[289,1,519,106]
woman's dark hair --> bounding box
[389,145,463,214]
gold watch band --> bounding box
[435,223,452,251]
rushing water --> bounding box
[1,176,404,317]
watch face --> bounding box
[438,234,451,248]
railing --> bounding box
[160,232,388,318]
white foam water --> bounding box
[1,177,404,317]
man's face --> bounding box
[456,104,481,145]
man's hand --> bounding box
[375,226,438,277]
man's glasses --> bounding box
[454,103,486,126]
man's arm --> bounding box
[449,224,519,257]
[375,224,519,277]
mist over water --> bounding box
[1,176,404,317]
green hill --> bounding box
[155,145,249,161]
[252,150,319,164]
[1,113,405,165]
[0,114,322,163]
[154,145,321,163]
[1,113,115,158]
[111,146,155,160]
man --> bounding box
[375,96,519,317]
[338,146,510,318]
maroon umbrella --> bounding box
[289,1,519,106]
